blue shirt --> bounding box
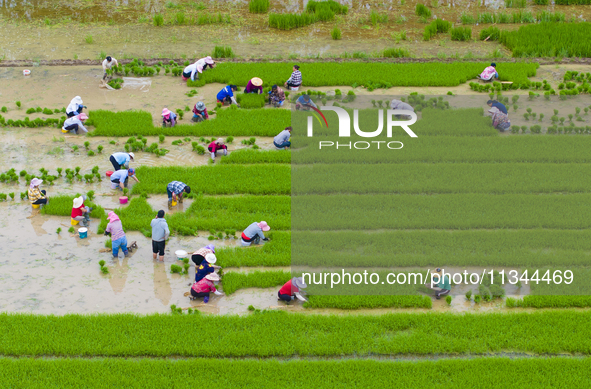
[296,96,317,108]
[112,152,131,166]
[492,101,507,115]
[110,169,129,182]
[195,260,214,282]
[217,86,234,101]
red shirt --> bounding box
[279,280,299,296]
[192,278,217,293]
[71,203,85,218]
[208,142,227,152]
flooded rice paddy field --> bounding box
[2,0,591,61]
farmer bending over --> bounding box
[161,108,177,127]
[241,221,270,246]
[66,96,86,117]
[479,63,498,82]
[217,85,239,106]
[109,152,135,171]
[245,77,263,94]
[268,85,286,108]
[195,253,221,283]
[273,126,291,150]
[190,244,215,266]
[487,100,508,115]
[110,168,139,190]
[190,273,223,303]
[208,139,227,161]
[424,268,451,299]
[192,101,209,123]
[166,181,191,204]
[102,56,119,80]
[62,113,89,134]
[278,277,308,303]
[295,94,317,111]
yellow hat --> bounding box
[251,77,263,87]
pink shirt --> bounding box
[192,278,217,293]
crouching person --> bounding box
[278,277,307,303]
[190,273,223,303]
[424,268,451,299]
[241,221,270,246]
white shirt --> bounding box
[63,116,87,132]
[183,63,199,81]
[102,58,118,70]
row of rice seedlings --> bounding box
[24,107,66,115]
[0,115,63,128]
[222,270,291,295]
[153,12,231,26]
[423,19,450,41]
[451,27,471,41]
[219,149,291,164]
[304,295,432,309]
[216,232,290,267]
[249,0,270,13]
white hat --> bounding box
[205,273,220,281]
[205,253,217,264]
[293,277,307,289]
[128,152,135,160]
[72,96,83,105]
[72,196,84,209]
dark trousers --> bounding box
[64,124,79,133]
[278,292,293,302]
[191,254,205,266]
[152,240,165,256]
[436,289,451,298]
[286,81,300,88]
[110,155,121,171]
[66,107,83,117]
[191,289,209,298]
[32,190,47,205]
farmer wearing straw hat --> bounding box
[190,272,223,303]
[109,152,135,171]
[28,178,48,206]
[71,195,93,227]
[110,168,140,190]
[190,244,216,266]
[192,101,209,123]
[195,253,220,283]
[62,113,89,134]
[104,212,129,258]
[182,56,215,82]
[208,139,227,161]
[278,277,308,303]
[66,96,86,118]
[161,108,177,127]
[424,268,451,299]
[245,77,263,94]
[241,221,270,247]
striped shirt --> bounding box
[167,181,187,194]
[287,70,302,85]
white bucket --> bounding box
[175,250,188,260]
[110,182,118,189]
[290,86,299,92]
[23,69,31,76]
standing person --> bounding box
[487,106,511,132]
[28,178,48,206]
[284,65,302,90]
[61,113,89,134]
[191,101,209,123]
[278,277,308,303]
[190,273,223,303]
[273,126,291,150]
[240,221,270,247]
[295,94,317,111]
[268,85,286,108]
[245,77,263,94]
[104,211,128,258]
[110,168,140,190]
[195,253,219,282]
[208,139,227,162]
[424,268,451,299]
[151,210,170,262]
[66,96,86,118]
[102,56,119,80]
[166,181,191,203]
[190,244,215,266]
[109,152,135,171]
[479,63,498,82]
[217,85,239,106]
[71,195,92,227]
[487,100,508,115]
[162,108,177,127]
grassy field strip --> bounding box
[2,311,591,356]
[219,149,291,164]
[88,108,290,137]
[303,295,433,309]
[294,230,591,267]
[132,165,290,195]
[507,296,591,308]
[217,232,290,267]
[293,163,591,195]
[185,62,538,87]
[292,193,591,230]
[2,357,589,387]
[293,136,591,163]
[222,270,291,295]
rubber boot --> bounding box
[204,296,210,303]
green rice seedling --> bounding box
[1,106,7,113]
[26,108,36,114]
[222,270,291,295]
[415,3,431,17]
[170,264,182,273]
[159,134,165,143]
[97,145,103,153]
[479,26,500,41]
[505,0,526,7]
[42,108,53,115]
[153,14,164,26]
[465,290,472,300]
[101,266,109,274]
[99,260,106,267]
[268,12,317,30]
[445,295,452,305]
[330,27,342,40]
[36,107,42,113]
[85,35,93,44]
[226,136,234,143]
[19,170,26,177]
[16,101,21,108]
[451,27,471,41]
[9,192,14,200]
[212,46,235,59]
[175,11,185,25]
[249,0,270,13]
[474,295,481,303]
[382,48,410,58]
[460,13,475,24]
[68,227,75,233]
[477,13,494,24]
[20,192,26,200]
[87,150,95,157]
[84,141,90,150]
[104,239,111,249]
[220,149,290,164]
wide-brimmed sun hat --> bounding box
[73,196,84,209]
[196,101,205,111]
[251,77,263,87]
[205,253,217,264]
[258,221,270,232]
[293,277,307,289]
[205,273,220,281]
[162,108,171,117]
[128,152,135,160]
[78,113,89,121]
[30,178,43,188]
